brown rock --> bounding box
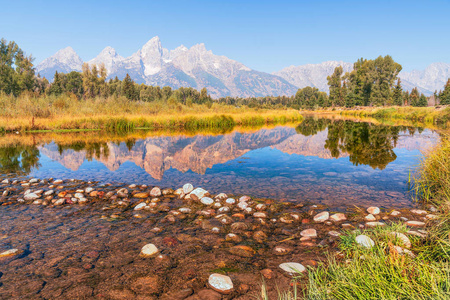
[229,245,256,257]
[261,268,274,279]
[131,276,161,295]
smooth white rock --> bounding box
[201,197,214,205]
[279,262,306,274]
[367,207,380,215]
[208,273,234,294]
[134,203,147,211]
[355,235,375,248]
[313,211,329,222]
[183,183,194,194]
[140,244,159,257]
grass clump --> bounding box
[306,224,450,300]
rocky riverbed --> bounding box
[0,177,436,299]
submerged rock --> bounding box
[140,244,159,257]
[367,207,380,215]
[313,211,329,223]
[183,183,194,194]
[190,188,209,200]
[208,273,234,294]
[300,228,317,238]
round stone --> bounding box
[134,203,147,211]
[313,211,329,223]
[389,232,411,248]
[183,183,194,194]
[201,197,214,205]
[300,228,317,238]
[150,187,161,197]
[140,244,159,257]
[329,213,346,222]
[208,273,233,294]
[279,262,306,275]
[365,214,377,221]
[367,207,380,215]
[355,235,375,248]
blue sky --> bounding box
[1,0,449,72]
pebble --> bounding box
[406,220,426,227]
[365,221,385,228]
[150,187,161,197]
[329,213,346,222]
[183,183,194,194]
[228,245,255,257]
[225,198,236,205]
[328,231,341,237]
[134,192,149,198]
[134,203,147,211]
[253,212,267,218]
[140,244,159,257]
[313,211,329,222]
[200,197,214,205]
[190,188,209,200]
[279,262,306,275]
[355,235,375,248]
[365,214,376,221]
[24,193,40,201]
[208,273,234,294]
[367,206,380,215]
[390,210,401,216]
[389,232,411,248]
[410,209,427,215]
[0,248,21,258]
[300,228,317,238]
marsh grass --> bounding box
[0,93,303,132]
[339,106,450,128]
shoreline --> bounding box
[0,176,437,299]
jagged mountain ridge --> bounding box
[36,37,297,98]
[36,37,449,98]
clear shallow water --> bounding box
[2,119,440,209]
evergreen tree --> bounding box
[122,74,136,100]
[392,78,403,106]
[438,78,450,105]
[417,94,428,107]
[327,66,344,107]
[410,88,420,106]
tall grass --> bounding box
[0,93,302,132]
[339,106,450,128]
[306,224,450,300]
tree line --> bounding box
[1,38,449,109]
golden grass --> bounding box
[0,93,302,132]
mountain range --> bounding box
[36,36,450,98]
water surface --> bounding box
[1,118,440,209]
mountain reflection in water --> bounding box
[0,119,440,208]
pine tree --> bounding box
[438,78,450,105]
[122,74,136,100]
[392,78,403,106]
[417,94,428,107]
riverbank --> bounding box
[0,94,302,132]
[0,176,440,299]
[304,106,450,128]
[280,136,450,300]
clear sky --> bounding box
[1,0,449,72]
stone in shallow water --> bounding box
[228,245,255,257]
[313,211,329,223]
[200,197,214,205]
[367,207,380,215]
[140,244,159,257]
[390,210,401,216]
[190,188,209,200]
[365,214,376,221]
[328,231,341,237]
[24,193,40,201]
[279,262,306,275]
[300,228,317,238]
[410,209,427,215]
[365,221,385,228]
[150,187,161,197]
[0,248,22,258]
[330,213,346,222]
[208,273,234,294]
[406,220,426,227]
[183,183,194,194]
[134,203,147,211]
[355,235,375,248]
[134,192,149,199]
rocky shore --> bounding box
[0,177,436,299]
